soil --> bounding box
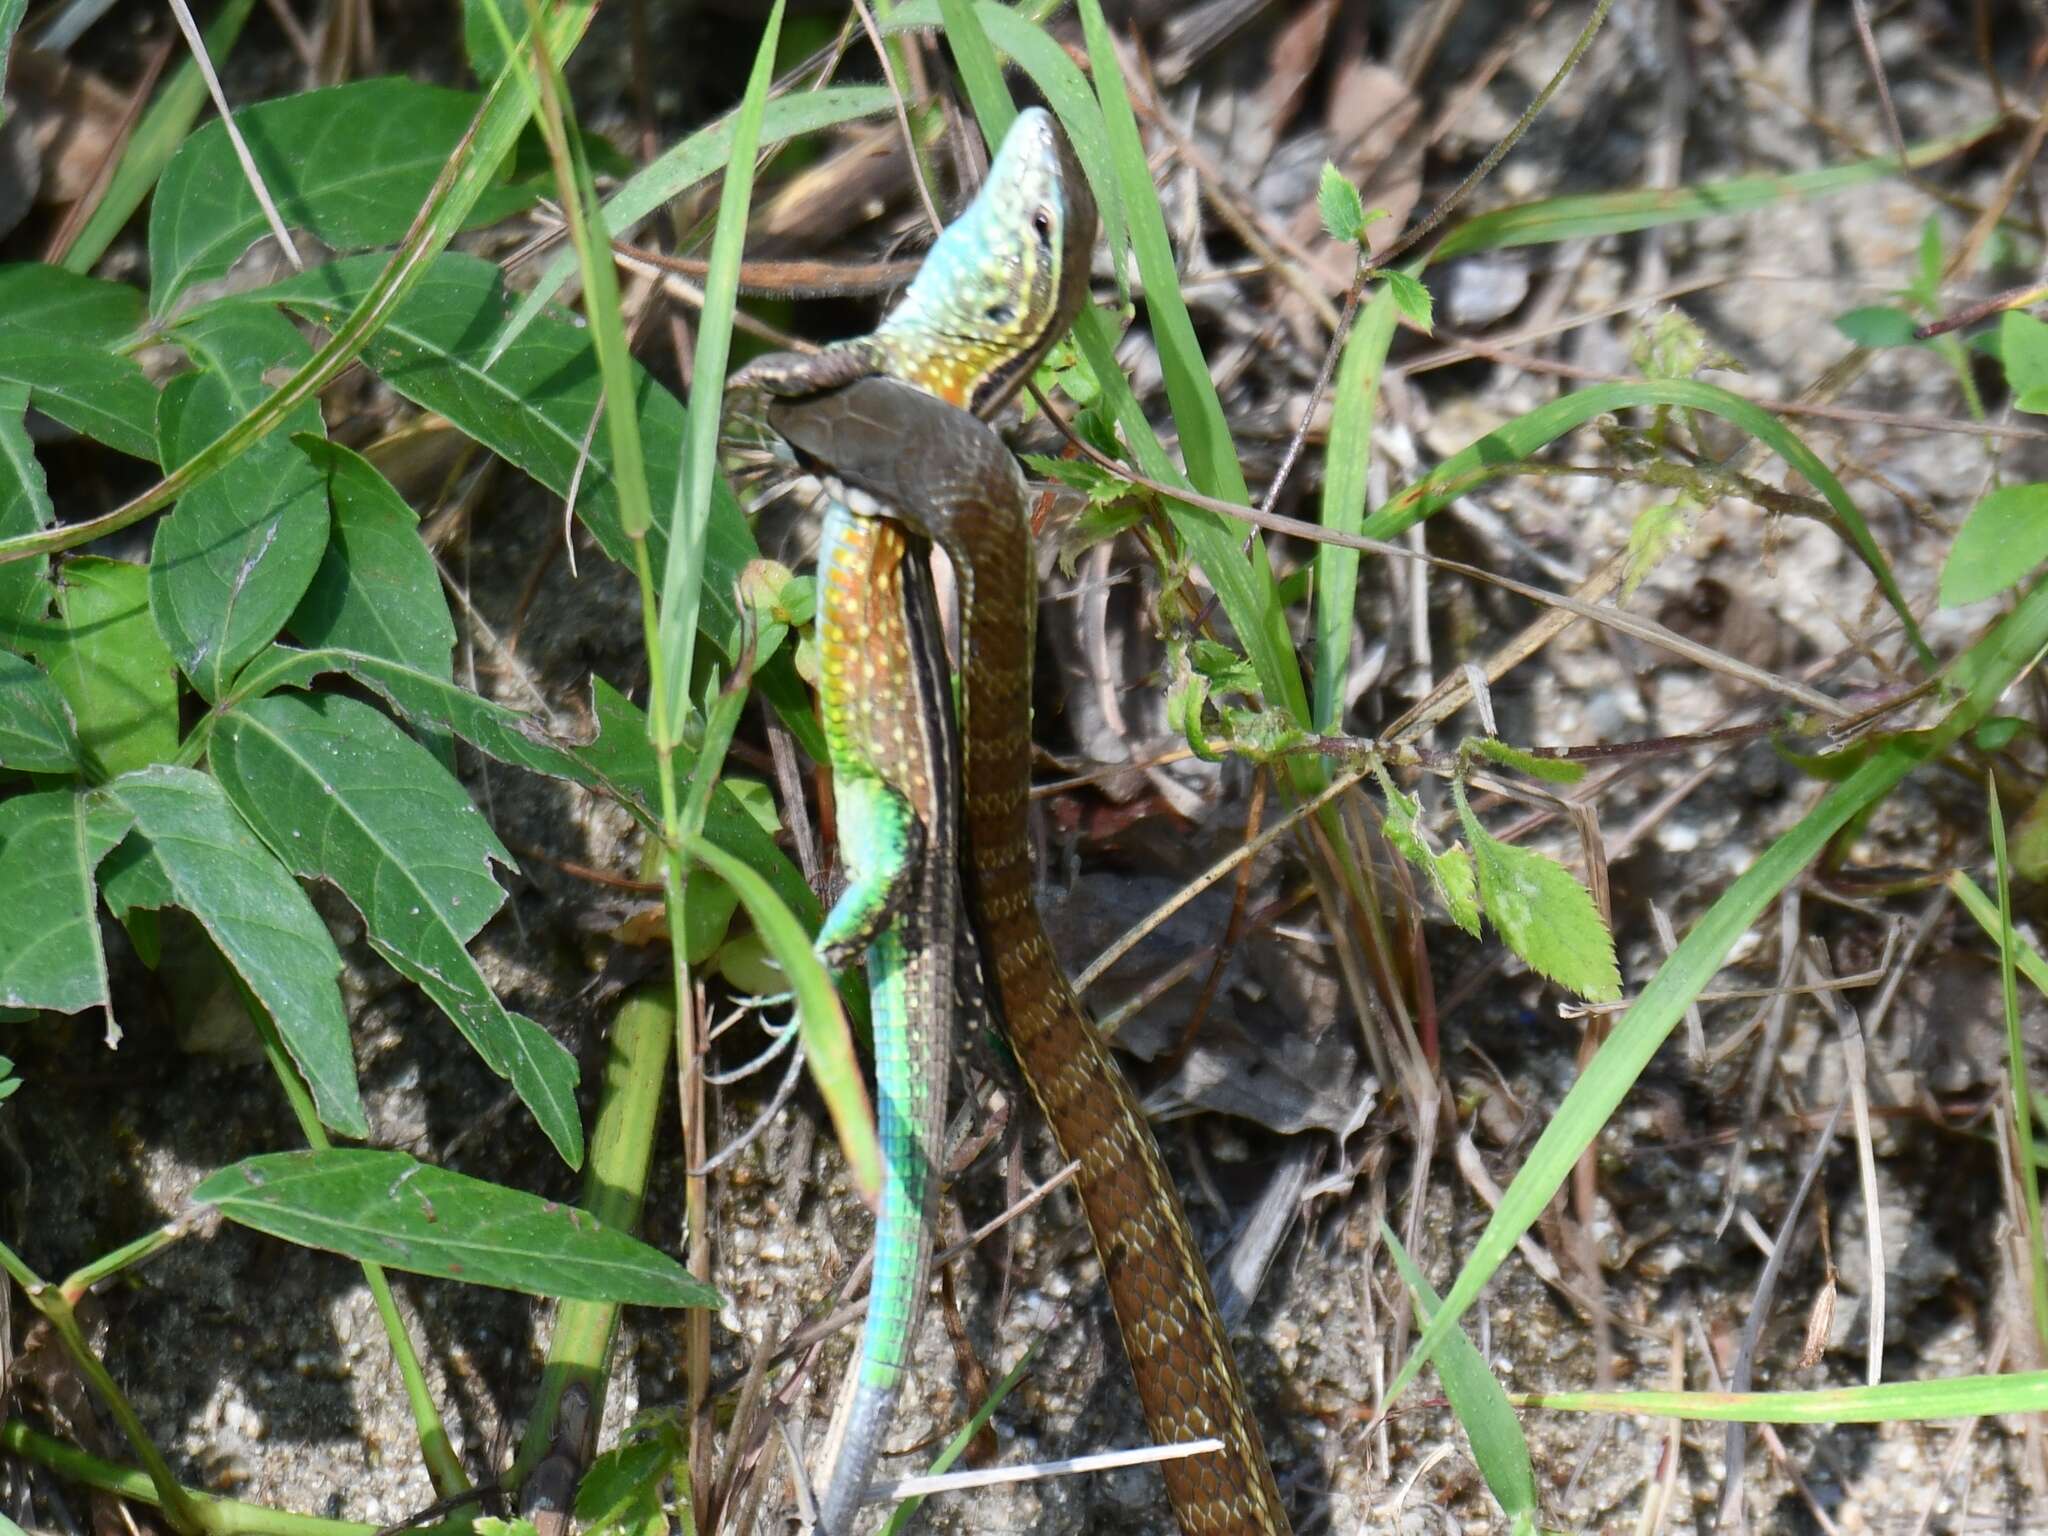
[7,2,2048,1534]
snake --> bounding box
[723,106,1290,1535]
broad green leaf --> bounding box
[38,557,179,779]
[150,308,330,700]
[1834,306,1919,348]
[1384,1226,1539,1528]
[498,85,895,355]
[0,379,54,646]
[1382,270,1432,332]
[108,765,365,1138]
[229,646,817,925]
[287,437,456,679]
[149,78,537,316]
[1456,785,1620,1002]
[1941,483,2048,607]
[575,1425,686,1536]
[191,1149,718,1305]
[0,266,158,460]
[0,1056,18,1103]
[239,252,757,648]
[2000,310,2048,413]
[212,691,582,1167]
[0,3,596,574]
[0,650,80,772]
[0,789,130,1014]
[58,0,260,275]
[1318,162,1370,245]
[1380,778,1479,937]
[1388,574,2048,1413]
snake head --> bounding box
[866,105,1099,418]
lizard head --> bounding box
[868,105,1099,418]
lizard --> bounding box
[724,106,1291,1535]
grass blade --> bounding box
[1383,574,2048,1410]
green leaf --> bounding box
[1314,287,1398,731]
[1429,122,1996,263]
[287,437,456,679]
[1456,786,1620,1002]
[2001,310,2048,413]
[0,650,80,772]
[108,765,365,1137]
[191,1149,718,1305]
[1381,269,1432,332]
[1384,1226,1539,1527]
[575,1421,687,1536]
[1380,778,1480,937]
[0,789,131,1014]
[240,252,757,649]
[38,557,179,779]
[1941,483,2048,607]
[0,1055,19,1103]
[1834,306,1920,348]
[0,380,54,646]
[0,266,159,461]
[228,646,818,929]
[1473,736,1587,785]
[1318,161,1370,244]
[149,79,536,316]
[150,308,330,700]
[212,691,583,1166]
[1914,215,1944,303]
[1621,498,1690,600]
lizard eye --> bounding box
[1030,206,1054,242]
[985,301,1014,324]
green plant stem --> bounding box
[58,1221,185,1304]
[510,986,678,1487]
[235,980,468,1498]
[0,1419,432,1536]
[1990,779,2048,1354]
[10,1277,204,1531]
[0,1233,44,1294]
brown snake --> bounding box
[769,370,1292,1533]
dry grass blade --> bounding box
[165,0,301,271]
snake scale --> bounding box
[725,107,1290,1535]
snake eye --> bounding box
[1030,206,1054,243]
